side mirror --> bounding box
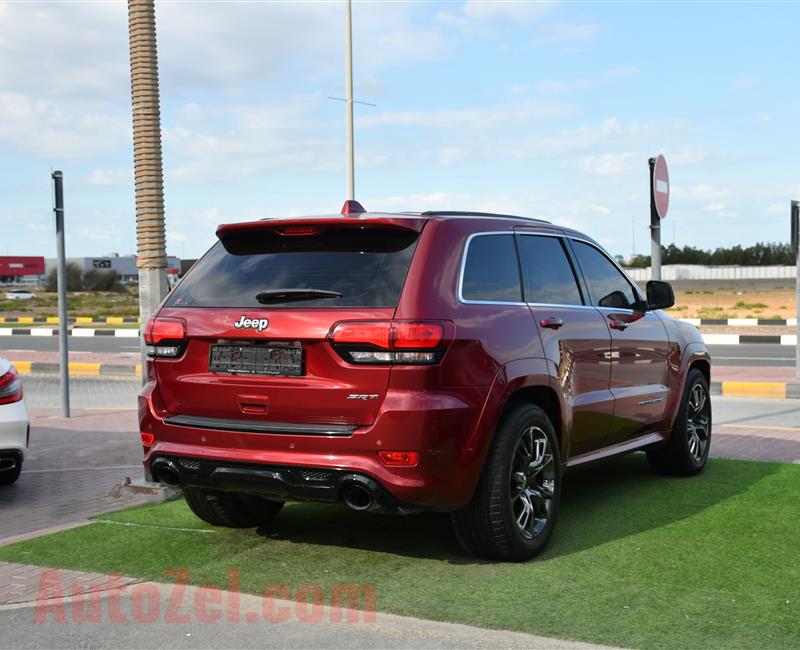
[646,280,675,310]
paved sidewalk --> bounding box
[0,562,611,649]
[0,409,159,541]
[712,426,800,463]
[0,349,138,366]
[713,365,800,383]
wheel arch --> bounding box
[689,358,710,385]
[503,386,563,455]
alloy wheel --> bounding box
[687,382,711,462]
[510,426,555,539]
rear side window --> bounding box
[517,235,583,305]
[167,226,419,308]
[571,240,639,309]
[461,234,522,303]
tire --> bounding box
[184,488,284,528]
[647,368,712,476]
[0,458,22,486]
[451,404,561,562]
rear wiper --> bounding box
[255,289,342,304]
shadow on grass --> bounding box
[256,453,778,563]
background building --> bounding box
[44,254,181,285]
[0,256,45,286]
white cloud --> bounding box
[88,169,131,187]
[436,1,597,44]
[703,202,735,218]
[576,152,636,176]
[358,99,573,130]
[535,66,639,94]
[437,147,467,166]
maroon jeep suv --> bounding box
[139,202,711,561]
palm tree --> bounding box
[127,0,168,379]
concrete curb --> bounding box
[682,318,797,327]
[0,328,139,337]
[0,316,139,324]
[710,381,800,399]
[12,361,140,377]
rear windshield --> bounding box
[166,226,419,308]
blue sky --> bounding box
[1,0,798,260]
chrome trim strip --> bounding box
[526,302,596,310]
[457,231,527,306]
[165,415,357,436]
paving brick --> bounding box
[0,408,160,542]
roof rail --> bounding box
[420,211,551,224]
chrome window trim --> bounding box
[568,237,647,305]
[527,302,597,310]
[515,231,587,307]
[457,231,526,306]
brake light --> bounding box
[378,450,420,467]
[329,321,452,365]
[276,226,319,236]
[0,366,23,405]
[144,317,186,358]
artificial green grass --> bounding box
[2,455,798,649]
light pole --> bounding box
[344,0,355,200]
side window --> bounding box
[572,241,639,309]
[461,234,522,303]
[517,235,583,305]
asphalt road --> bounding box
[0,334,141,354]
[1,334,796,367]
[707,344,794,367]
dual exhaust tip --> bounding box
[150,460,380,511]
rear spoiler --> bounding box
[216,216,426,241]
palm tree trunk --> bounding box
[127,0,168,381]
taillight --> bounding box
[0,366,23,405]
[140,432,155,446]
[144,317,187,358]
[328,321,452,365]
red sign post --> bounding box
[648,155,669,280]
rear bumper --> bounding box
[139,381,488,509]
[150,455,405,511]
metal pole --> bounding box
[344,0,355,200]
[793,200,800,379]
[648,157,661,281]
[632,215,635,260]
[52,171,70,418]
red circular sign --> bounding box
[652,154,669,219]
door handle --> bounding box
[540,317,564,330]
[609,320,628,331]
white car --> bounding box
[0,358,28,485]
[4,290,35,300]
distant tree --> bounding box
[82,269,120,292]
[44,262,83,292]
[623,242,794,267]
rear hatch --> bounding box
[152,217,424,427]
